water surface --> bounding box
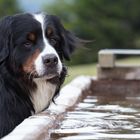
[50,94,140,140]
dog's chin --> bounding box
[34,73,60,80]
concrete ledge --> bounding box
[99,50,115,68]
[2,76,92,140]
[98,49,140,80]
[98,49,140,68]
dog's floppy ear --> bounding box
[48,15,82,60]
[0,16,13,64]
[61,30,81,60]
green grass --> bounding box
[64,56,140,84]
[65,63,97,84]
[116,56,140,65]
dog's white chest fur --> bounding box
[31,79,56,113]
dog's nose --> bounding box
[42,54,58,66]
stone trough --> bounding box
[2,49,140,140]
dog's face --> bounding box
[12,13,63,79]
[0,12,79,80]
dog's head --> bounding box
[0,12,80,80]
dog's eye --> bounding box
[50,38,57,46]
[24,42,32,48]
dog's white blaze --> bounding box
[30,13,62,113]
[32,79,56,113]
[33,13,62,76]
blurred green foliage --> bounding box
[45,0,140,65]
[0,0,19,17]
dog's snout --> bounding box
[42,54,58,66]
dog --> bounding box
[0,12,81,138]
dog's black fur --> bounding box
[0,13,80,138]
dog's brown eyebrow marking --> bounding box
[27,32,36,42]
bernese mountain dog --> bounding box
[0,12,80,138]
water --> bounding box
[50,94,140,140]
